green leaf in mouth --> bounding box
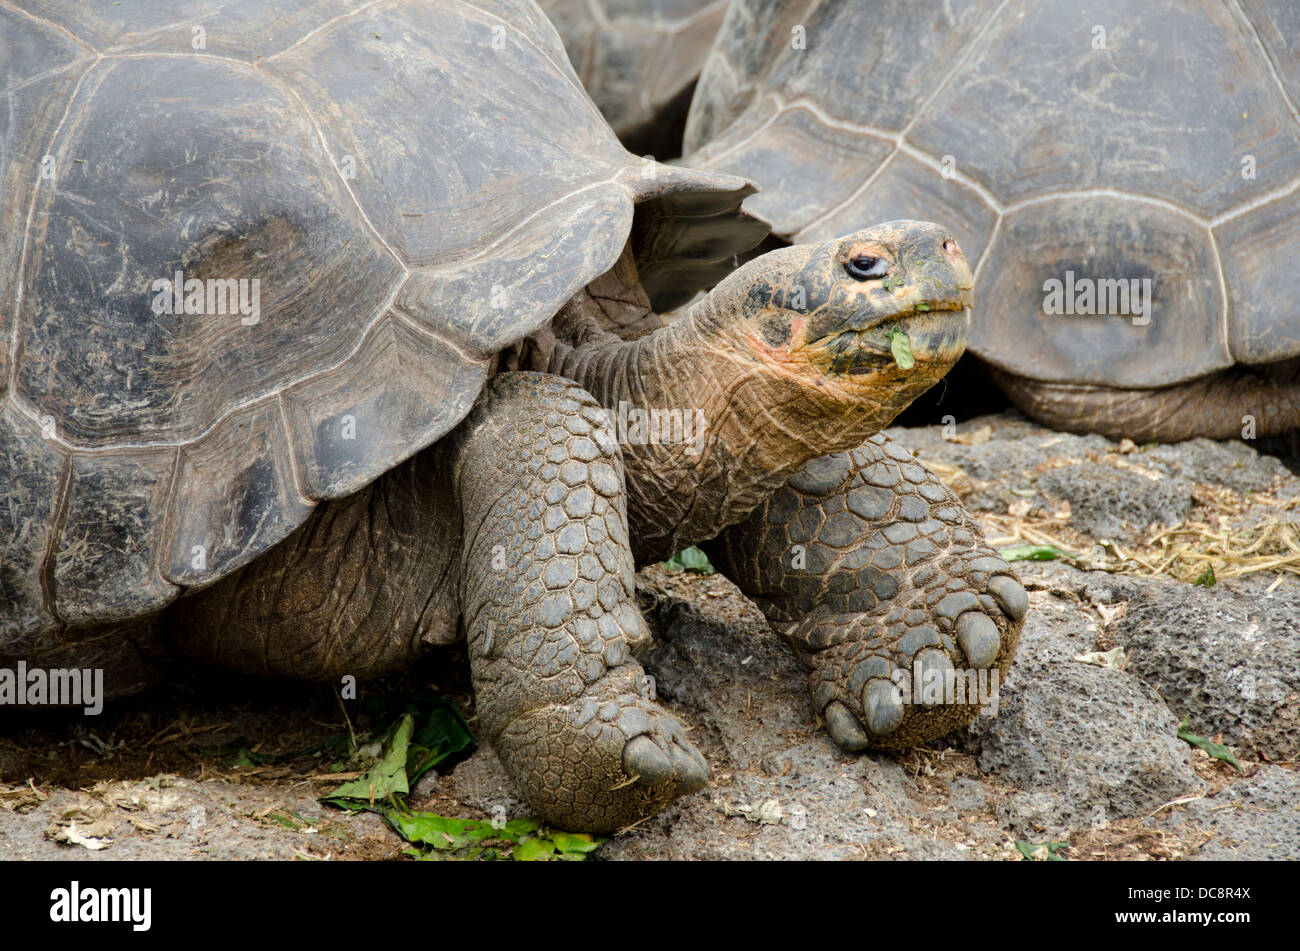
[888,327,915,370]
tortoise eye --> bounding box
[845,255,890,280]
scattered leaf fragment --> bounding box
[723,798,784,824]
[998,544,1077,562]
[60,822,111,851]
[1015,839,1068,861]
[951,424,992,446]
[1177,717,1244,774]
[1073,647,1127,670]
[47,809,116,851]
[664,546,714,575]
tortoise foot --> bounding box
[706,432,1027,751]
[493,666,708,834]
[802,548,1026,751]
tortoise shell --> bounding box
[539,0,727,149]
[0,0,762,649]
[684,0,1300,389]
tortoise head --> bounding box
[698,219,972,431]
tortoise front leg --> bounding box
[449,372,707,833]
[703,433,1028,750]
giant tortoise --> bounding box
[685,0,1300,442]
[538,0,727,155]
[0,0,1025,832]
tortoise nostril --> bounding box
[942,239,960,254]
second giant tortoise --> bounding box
[685,0,1300,441]
[539,0,727,155]
[0,0,1026,832]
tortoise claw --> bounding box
[623,735,675,785]
[862,678,905,735]
[955,611,1002,669]
[988,574,1028,621]
[825,700,871,751]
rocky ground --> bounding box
[2,411,1297,861]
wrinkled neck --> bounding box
[539,286,900,564]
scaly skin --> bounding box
[178,371,707,835]
[542,219,1026,766]
[705,433,1027,750]
[540,222,972,562]
[175,220,1020,832]
[171,445,461,680]
[448,373,707,833]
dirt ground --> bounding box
[2,412,1297,861]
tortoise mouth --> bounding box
[817,303,970,376]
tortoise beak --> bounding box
[818,299,969,376]
[893,302,970,367]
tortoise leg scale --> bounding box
[450,372,708,833]
[706,433,1028,750]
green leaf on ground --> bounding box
[321,714,416,807]
[391,812,534,850]
[1177,716,1244,774]
[888,328,915,370]
[664,546,715,575]
[1015,840,1068,861]
[320,698,473,810]
[320,699,600,860]
[1192,565,1216,587]
[998,544,1077,562]
[404,700,474,786]
[393,810,603,861]
[263,809,314,832]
